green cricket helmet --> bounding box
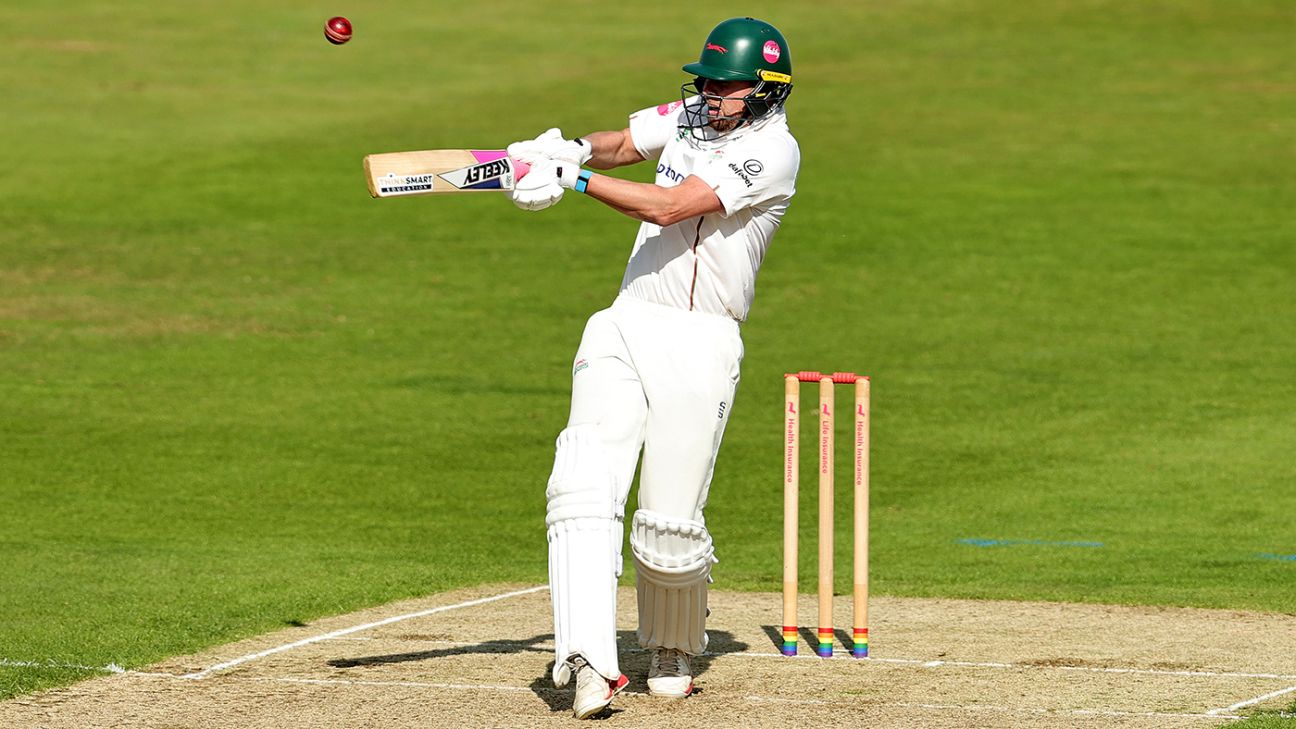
[680,17,793,134]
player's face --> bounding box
[700,80,756,132]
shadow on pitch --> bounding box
[761,624,857,654]
[326,635,551,667]
[327,629,746,714]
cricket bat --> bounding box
[363,149,531,198]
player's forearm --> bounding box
[582,175,700,227]
[582,130,645,170]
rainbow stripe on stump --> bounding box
[853,628,869,658]
[781,626,798,656]
[817,628,834,657]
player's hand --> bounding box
[511,159,564,211]
[507,128,593,166]
[553,162,582,190]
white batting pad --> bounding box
[630,509,718,655]
[547,425,623,685]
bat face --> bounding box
[363,150,531,198]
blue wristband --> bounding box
[574,169,593,194]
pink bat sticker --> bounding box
[471,150,529,180]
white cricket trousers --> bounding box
[546,294,742,684]
[570,295,742,520]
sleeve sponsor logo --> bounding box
[762,41,781,63]
[706,43,729,54]
[727,162,755,188]
[742,159,763,175]
[657,100,684,116]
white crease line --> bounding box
[744,695,830,706]
[744,696,1242,720]
[726,651,1296,680]
[180,585,548,680]
[32,664,1265,721]
[0,659,124,674]
[181,673,1262,721]
[237,678,1247,722]
[1208,683,1296,716]
[286,637,1296,683]
[257,676,537,693]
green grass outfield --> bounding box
[2,0,1293,715]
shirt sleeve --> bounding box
[628,100,687,162]
[692,134,800,217]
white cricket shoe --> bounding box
[647,647,694,698]
[570,655,629,719]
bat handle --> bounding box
[512,158,530,180]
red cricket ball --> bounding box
[325,16,352,45]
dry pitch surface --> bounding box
[4,584,1295,728]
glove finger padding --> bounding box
[507,128,566,163]
[507,128,592,165]
[510,159,564,211]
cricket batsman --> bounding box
[507,17,799,718]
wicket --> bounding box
[782,371,870,658]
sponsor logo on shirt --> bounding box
[657,163,685,184]
[727,162,755,188]
[656,100,684,116]
[743,159,763,175]
[573,358,589,376]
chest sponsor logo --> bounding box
[743,159,763,175]
[727,162,754,188]
[657,162,685,184]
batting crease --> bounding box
[724,650,1296,681]
[8,582,1291,722]
[1207,683,1296,716]
[744,695,1242,721]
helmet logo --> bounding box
[706,43,729,54]
[762,41,781,63]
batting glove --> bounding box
[554,163,592,192]
[507,128,593,166]
[510,159,564,211]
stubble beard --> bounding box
[709,117,741,133]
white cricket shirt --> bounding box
[620,97,800,322]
